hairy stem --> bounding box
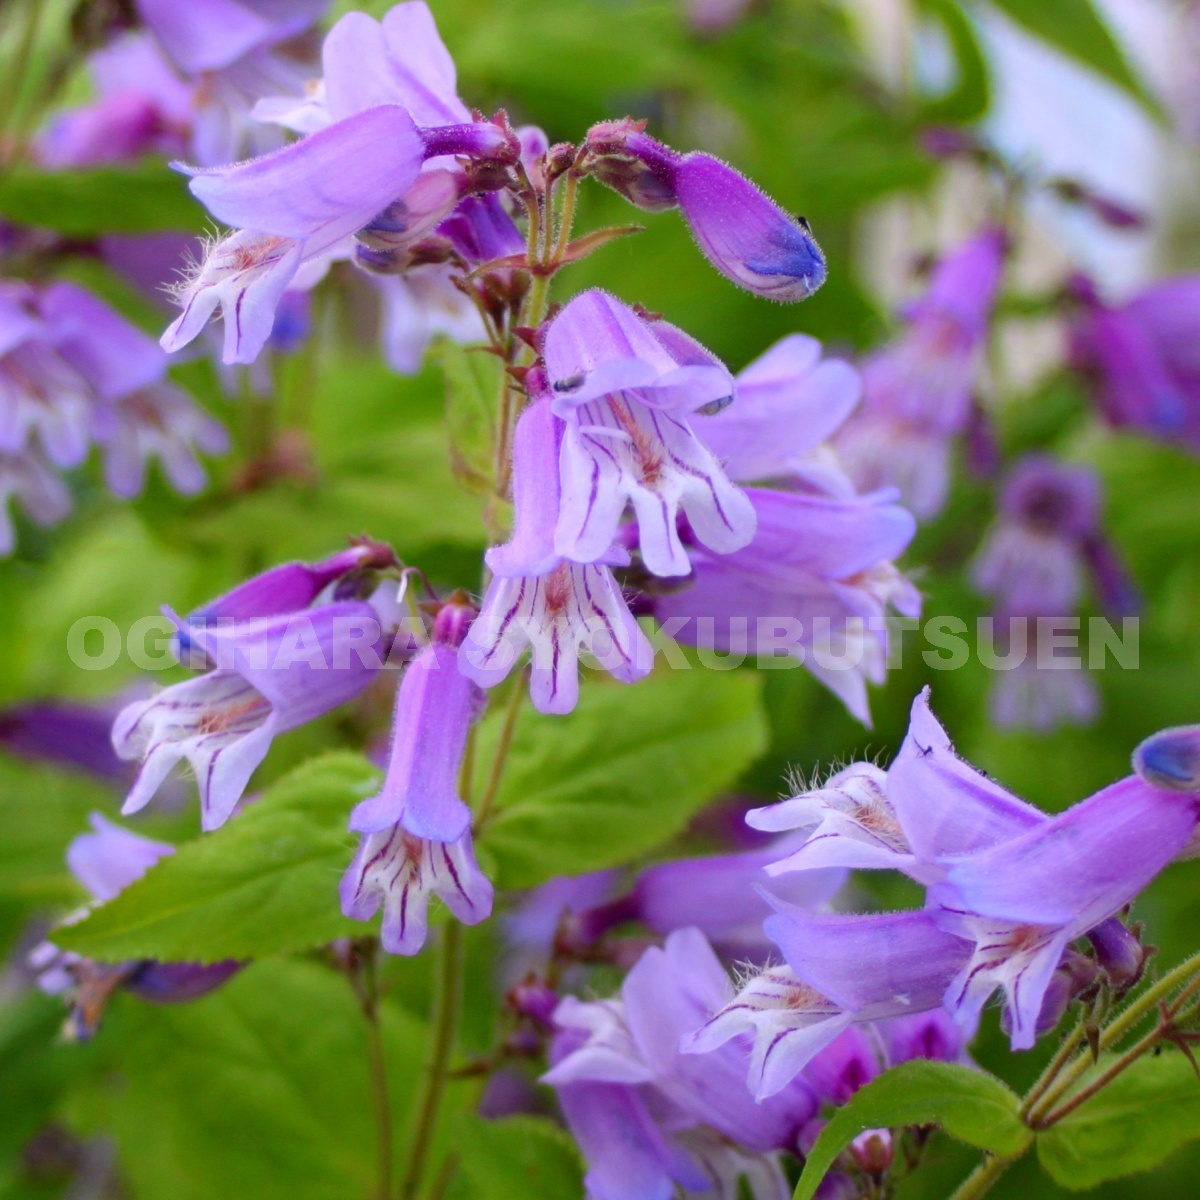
[1028,953,1200,1122]
[948,1154,1013,1200]
[399,921,464,1200]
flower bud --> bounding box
[583,120,679,211]
[1134,725,1200,793]
[849,1128,893,1178]
[1087,918,1150,992]
[672,152,825,301]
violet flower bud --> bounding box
[1088,918,1150,991]
[584,124,825,300]
[1134,725,1200,794]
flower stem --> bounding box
[1027,951,1200,1123]
[551,172,581,263]
[473,673,526,830]
[399,921,464,1200]
[346,941,394,1200]
[948,1154,1012,1200]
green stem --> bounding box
[550,172,580,263]
[1019,1010,1089,1117]
[347,942,394,1200]
[473,674,526,830]
[1028,952,1200,1122]
[0,0,42,169]
[948,1154,1013,1200]
[399,921,464,1200]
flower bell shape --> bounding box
[745,763,915,876]
[971,454,1112,618]
[686,910,971,1100]
[543,290,755,576]
[1067,274,1200,451]
[585,124,826,301]
[652,486,919,723]
[459,558,653,716]
[836,228,1005,518]
[0,283,93,470]
[928,774,1200,1048]
[113,598,386,830]
[348,608,479,843]
[545,930,818,1154]
[339,824,493,955]
[696,333,862,486]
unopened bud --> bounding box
[1088,918,1151,993]
[1134,725,1200,794]
[507,975,559,1026]
[849,1128,893,1178]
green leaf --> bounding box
[476,668,768,889]
[916,0,991,123]
[449,1115,585,1200]
[0,164,204,235]
[984,0,1164,119]
[54,753,381,963]
[434,339,502,496]
[1037,1053,1200,1189]
[793,1061,1032,1200]
[74,958,427,1200]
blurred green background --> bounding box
[2,0,1200,1197]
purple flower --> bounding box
[113,597,388,829]
[32,813,240,1038]
[0,700,130,780]
[836,229,1006,518]
[0,283,92,470]
[163,105,427,363]
[745,763,914,876]
[340,824,493,955]
[585,125,825,302]
[544,929,817,1192]
[347,642,476,843]
[687,910,971,1099]
[0,448,72,555]
[36,34,192,168]
[652,487,919,723]
[933,774,1200,1047]
[373,267,486,376]
[1068,274,1200,451]
[879,1007,973,1069]
[459,559,653,715]
[970,454,1134,732]
[544,290,755,576]
[697,333,862,488]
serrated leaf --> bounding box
[435,339,503,497]
[475,669,767,889]
[0,164,204,235]
[1037,1053,1200,1189]
[793,1061,1031,1200]
[449,1115,585,1199]
[984,0,1164,119]
[53,753,381,963]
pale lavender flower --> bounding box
[545,929,817,1191]
[37,34,192,168]
[687,910,972,1099]
[339,823,493,955]
[933,774,1200,1048]
[652,487,919,723]
[114,598,387,829]
[373,267,486,374]
[0,448,72,555]
[0,283,92,470]
[697,333,862,490]
[836,229,1006,519]
[544,290,754,577]
[459,558,653,715]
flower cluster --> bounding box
[0,277,226,554]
